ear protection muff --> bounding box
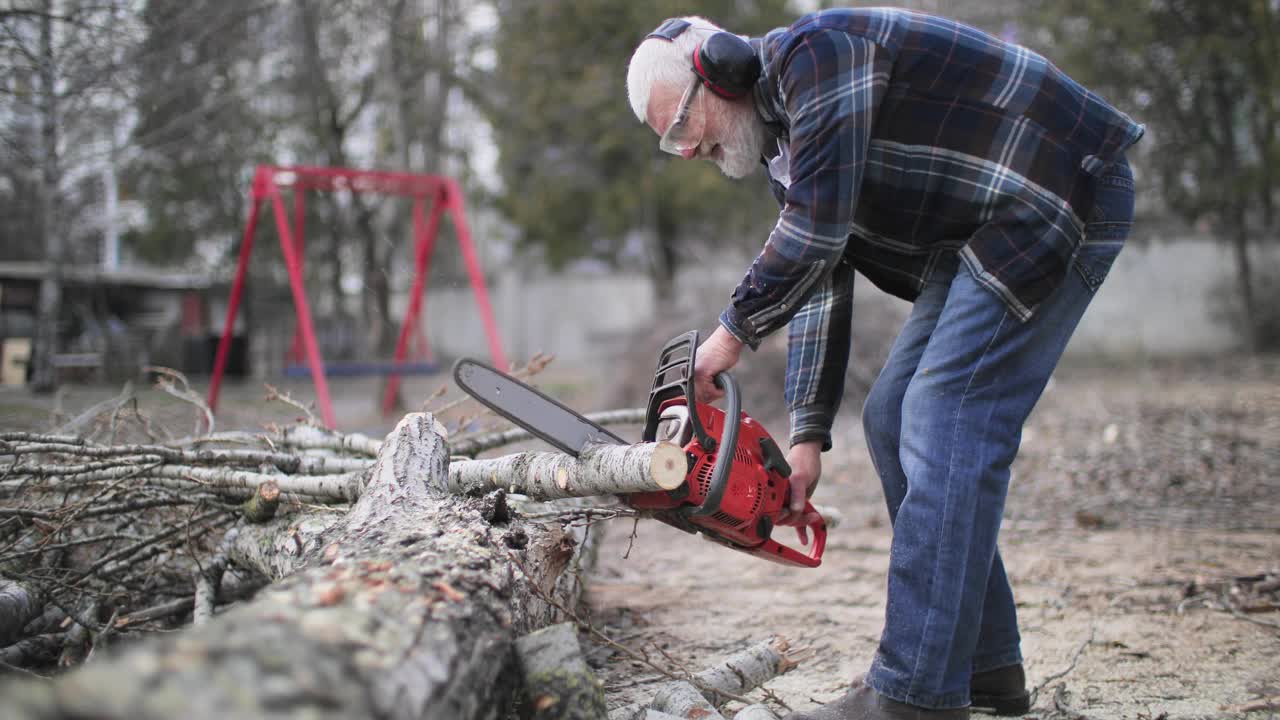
[646,18,762,100]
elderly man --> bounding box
[626,9,1141,720]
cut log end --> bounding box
[768,636,797,674]
[258,481,281,503]
[241,480,282,523]
[649,442,686,491]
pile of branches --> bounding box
[0,361,647,679]
[0,383,373,675]
[1176,572,1280,632]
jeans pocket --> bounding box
[1073,159,1134,292]
[1071,240,1123,292]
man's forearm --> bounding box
[784,260,855,451]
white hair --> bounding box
[626,16,725,123]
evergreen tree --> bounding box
[1025,0,1280,348]
[125,2,275,267]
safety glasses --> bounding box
[658,74,706,156]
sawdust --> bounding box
[583,357,1280,719]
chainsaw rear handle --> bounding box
[759,498,827,568]
[689,371,739,518]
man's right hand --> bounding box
[778,440,823,542]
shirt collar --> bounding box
[749,35,787,141]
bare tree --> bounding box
[30,1,63,393]
[0,1,141,389]
[291,0,393,352]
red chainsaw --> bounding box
[453,331,826,568]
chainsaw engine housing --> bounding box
[629,330,826,567]
[629,397,791,549]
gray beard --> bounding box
[714,104,767,179]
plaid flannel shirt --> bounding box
[716,8,1144,450]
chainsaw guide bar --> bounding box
[452,359,625,457]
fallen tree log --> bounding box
[0,580,43,648]
[650,681,727,719]
[685,636,796,707]
[447,441,686,499]
[1,434,684,505]
[0,633,61,670]
[607,637,796,720]
[733,706,780,720]
[0,413,594,719]
[515,621,608,719]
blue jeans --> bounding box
[860,159,1135,709]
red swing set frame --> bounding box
[207,165,508,429]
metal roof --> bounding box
[0,262,221,290]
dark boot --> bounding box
[784,683,969,720]
[970,664,1031,716]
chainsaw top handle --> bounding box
[689,370,739,518]
[642,330,740,519]
[644,330,715,448]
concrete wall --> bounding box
[1066,236,1247,358]
[408,236,1264,367]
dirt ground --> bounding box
[582,356,1280,719]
